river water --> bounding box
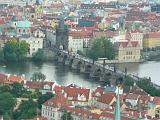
[0,61,159,89]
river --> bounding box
[0,61,100,90]
[0,61,160,89]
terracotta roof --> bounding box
[153,97,160,105]
[125,93,140,100]
[148,32,160,38]
[139,95,150,103]
[64,84,90,102]
[115,41,139,48]
[7,75,24,83]
[43,96,70,108]
[69,30,93,38]
[97,92,116,105]
[25,81,55,90]
[93,31,117,38]
[92,86,104,97]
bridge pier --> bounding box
[64,59,70,66]
[58,56,64,63]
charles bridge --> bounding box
[50,48,160,89]
[55,50,130,83]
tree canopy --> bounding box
[0,92,16,114]
[32,49,44,62]
[13,99,37,120]
[3,39,29,62]
[30,72,46,81]
[86,37,115,60]
[37,93,54,109]
[0,48,4,62]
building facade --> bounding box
[116,41,141,62]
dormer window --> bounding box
[48,101,53,106]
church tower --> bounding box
[114,87,121,120]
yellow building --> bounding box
[51,19,59,28]
[116,40,141,62]
[143,32,160,48]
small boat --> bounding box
[2,65,6,68]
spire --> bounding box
[114,87,121,120]
[137,112,143,120]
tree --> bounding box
[37,93,54,109]
[86,37,115,60]
[61,110,73,120]
[0,48,4,62]
[30,72,46,81]
[3,40,29,62]
[13,99,38,120]
[18,40,30,61]
[123,76,134,87]
[0,85,11,93]
[137,78,160,96]
[0,92,16,114]
[32,49,44,62]
[3,40,18,62]
[10,82,26,97]
[3,112,11,120]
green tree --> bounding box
[18,40,30,61]
[0,85,11,93]
[3,112,11,120]
[86,37,115,60]
[61,110,73,120]
[13,99,37,120]
[137,78,160,96]
[0,48,4,62]
[3,40,29,62]
[123,76,134,87]
[32,49,44,62]
[10,82,26,97]
[37,93,54,109]
[4,40,18,62]
[0,92,16,114]
[30,72,46,81]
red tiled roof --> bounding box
[139,95,150,103]
[153,97,160,105]
[93,31,118,38]
[25,81,54,90]
[97,92,116,105]
[7,75,24,83]
[115,41,139,48]
[92,86,104,97]
[148,32,160,38]
[125,93,140,100]
[43,96,70,108]
[130,30,142,33]
[69,30,93,38]
[64,84,90,102]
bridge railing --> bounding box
[59,50,143,79]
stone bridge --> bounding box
[50,48,160,89]
[55,50,121,83]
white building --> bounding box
[19,36,43,57]
[68,31,92,53]
[130,30,144,49]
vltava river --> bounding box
[0,61,160,88]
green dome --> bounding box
[17,20,31,28]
